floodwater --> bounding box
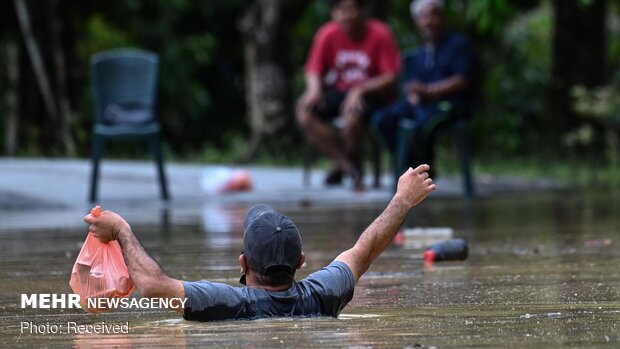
[1,190,619,348]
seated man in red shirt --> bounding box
[296,0,401,190]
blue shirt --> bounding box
[405,32,474,116]
[183,261,355,322]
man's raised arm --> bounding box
[83,211,185,314]
[335,164,436,282]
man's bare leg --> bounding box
[297,110,355,173]
[341,112,366,190]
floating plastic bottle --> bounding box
[423,238,469,262]
[395,227,454,249]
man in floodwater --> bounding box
[84,165,436,321]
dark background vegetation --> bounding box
[1,0,619,177]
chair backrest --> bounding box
[91,48,159,125]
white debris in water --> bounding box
[339,314,382,319]
[520,312,561,319]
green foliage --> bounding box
[473,154,620,188]
[474,2,553,157]
[570,80,620,158]
[384,0,420,50]
[577,0,596,7]
[77,14,133,60]
[292,1,331,97]
[462,0,518,36]
[607,5,620,82]
[572,85,620,120]
[3,0,620,173]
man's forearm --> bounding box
[354,195,410,265]
[305,73,323,93]
[117,228,167,297]
[427,75,468,97]
[338,195,411,280]
[353,73,397,96]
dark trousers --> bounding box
[372,100,437,154]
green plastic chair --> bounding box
[395,104,474,197]
[393,51,475,198]
[89,48,169,202]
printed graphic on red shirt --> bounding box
[335,50,370,86]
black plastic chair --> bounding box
[89,48,169,202]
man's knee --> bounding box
[341,113,366,138]
[296,110,315,130]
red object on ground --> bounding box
[221,170,253,192]
[423,249,437,262]
[69,206,135,313]
[424,239,468,262]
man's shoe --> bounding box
[324,168,344,186]
[349,166,365,192]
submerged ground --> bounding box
[1,185,619,348]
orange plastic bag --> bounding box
[69,206,135,313]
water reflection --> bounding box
[1,190,620,347]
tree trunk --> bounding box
[3,41,19,156]
[549,0,607,151]
[238,0,309,162]
[365,0,389,20]
[14,0,77,156]
[50,0,75,156]
[14,0,59,129]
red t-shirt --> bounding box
[305,19,401,92]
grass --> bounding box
[15,129,618,189]
[178,137,620,191]
[437,149,620,189]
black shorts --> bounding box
[312,89,383,124]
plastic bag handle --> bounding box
[89,206,101,234]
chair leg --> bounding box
[372,138,382,188]
[89,135,104,203]
[455,122,474,198]
[149,133,169,200]
[302,141,313,188]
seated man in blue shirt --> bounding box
[84,164,436,321]
[372,0,473,168]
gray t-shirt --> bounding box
[183,261,355,321]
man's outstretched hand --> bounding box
[83,210,131,243]
[395,164,436,208]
